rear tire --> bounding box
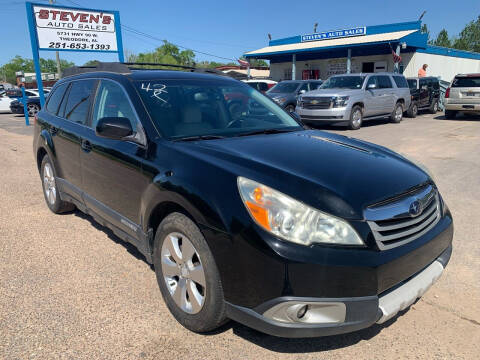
[40,155,75,214]
[153,213,227,333]
[407,102,418,118]
[348,105,363,130]
[391,102,404,123]
[444,110,457,119]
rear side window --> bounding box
[451,76,480,88]
[257,83,269,92]
[377,76,393,89]
[393,76,408,88]
[92,80,137,131]
[64,79,96,125]
[46,83,67,115]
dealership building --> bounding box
[244,21,480,82]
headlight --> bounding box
[332,96,349,108]
[237,177,364,246]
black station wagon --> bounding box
[33,63,453,338]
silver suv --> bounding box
[295,73,411,130]
[444,74,480,119]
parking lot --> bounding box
[1,111,479,359]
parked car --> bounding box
[444,73,480,119]
[0,94,14,113]
[34,63,452,338]
[242,79,277,93]
[10,97,41,116]
[406,77,440,117]
[296,73,411,130]
[267,80,323,112]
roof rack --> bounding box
[62,62,231,78]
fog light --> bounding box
[263,301,346,324]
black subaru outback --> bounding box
[33,63,453,338]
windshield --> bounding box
[268,82,300,93]
[407,79,417,89]
[135,79,302,140]
[320,76,365,89]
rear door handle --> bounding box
[81,139,92,153]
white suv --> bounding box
[444,74,480,119]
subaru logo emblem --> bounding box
[409,200,422,217]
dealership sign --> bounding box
[32,4,119,52]
[301,27,366,42]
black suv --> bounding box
[406,77,440,117]
[34,63,453,338]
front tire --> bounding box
[153,213,227,333]
[40,155,75,214]
[391,102,404,123]
[285,104,295,113]
[429,100,439,114]
[348,105,363,130]
[27,103,40,117]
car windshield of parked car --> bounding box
[451,76,480,87]
[135,79,302,140]
[267,82,300,93]
[320,76,365,89]
[407,79,417,89]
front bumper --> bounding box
[226,245,452,338]
[295,106,350,122]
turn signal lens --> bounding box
[237,177,364,246]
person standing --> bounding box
[418,64,428,77]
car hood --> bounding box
[266,92,293,99]
[172,130,430,219]
[307,88,364,97]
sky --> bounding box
[1,0,479,67]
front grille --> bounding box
[301,97,332,109]
[367,186,441,250]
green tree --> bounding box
[452,16,480,52]
[421,24,432,44]
[433,29,452,47]
[135,41,196,67]
[0,55,73,84]
[83,60,100,66]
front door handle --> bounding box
[81,139,92,153]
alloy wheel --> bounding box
[161,232,206,314]
[395,105,403,121]
[28,104,39,117]
[352,109,362,127]
[43,162,56,205]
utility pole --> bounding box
[49,0,62,78]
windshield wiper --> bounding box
[173,135,226,142]
[237,128,299,137]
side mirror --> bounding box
[367,83,377,90]
[96,117,133,140]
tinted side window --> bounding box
[64,79,96,125]
[25,91,36,97]
[393,76,408,88]
[258,83,269,92]
[308,82,322,90]
[419,79,428,89]
[378,76,392,89]
[92,80,137,131]
[46,83,67,115]
[366,76,378,88]
[298,83,308,92]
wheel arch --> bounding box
[36,129,57,173]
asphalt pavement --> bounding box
[0,112,479,359]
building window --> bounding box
[284,68,292,80]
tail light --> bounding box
[268,83,275,89]
[445,88,450,98]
